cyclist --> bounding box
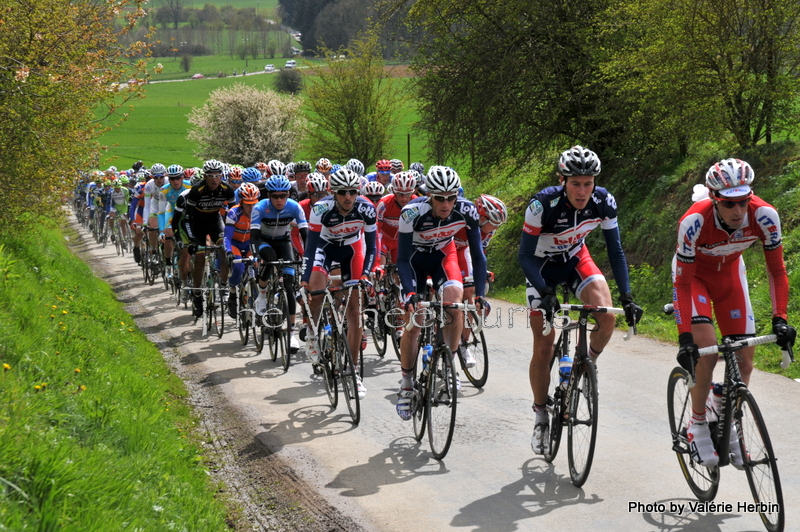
[178,159,235,318]
[519,145,642,455]
[109,177,131,244]
[228,166,244,192]
[161,165,191,275]
[672,158,795,467]
[394,166,488,420]
[251,175,308,353]
[143,163,167,259]
[390,159,404,176]
[346,158,365,177]
[129,170,149,264]
[453,194,508,367]
[301,168,376,399]
[224,182,260,318]
[316,158,333,179]
[374,159,392,187]
[290,161,312,202]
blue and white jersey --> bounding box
[397,197,481,251]
[306,196,377,245]
[250,198,307,240]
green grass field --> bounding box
[99,65,430,171]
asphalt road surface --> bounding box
[72,223,800,532]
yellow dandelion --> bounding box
[34,385,41,391]
[3,363,10,371]
[120,321,125,326]
[62,310,68,315]
[50,315,55,318]
[41,382,47,388]
[75,368,81,373]
[51,305,57,309]
[128,328,133,332]
[80,385,87,391]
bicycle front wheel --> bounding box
[319,313,338,408]
[426,345,457,460]
[413,353,427,442]
[388,289,402,360]
[336,328,360,425]
[544,347,564,464]
[237,284,250,346]
[567,358,598,487]
[277,290,291,372]
[214,270,225,338]
[736,387,784,531]
[370,301,387,357]
[666,366,719,502]
[459,310,489,388]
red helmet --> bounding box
[375,159,392,172]
[239,183,260,204]
[475,194,508,225]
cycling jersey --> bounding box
[396,197,486,297]
[110,187,130,216]
[180,181,234,245]
[162,180,191,228]
[142,179,165,221]
[249,198,308,241]
[519,185,630,296]
[301,196,377,283]
[673,195,788,334]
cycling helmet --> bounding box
[307,172,329,194]
[238,182,260,204]
[410,162,425,175]
[242,167,262,183]
[329,168,361,191]
[167,164,183,177]
[191,170,204,186]
[183,167,196,180]
[118,176,129,186]
[316,158,332,173]
[140,169,152,180]
[476,194,508,225]
[375,159,391,172]
[558,145,601,177]
[229,166,243,183]
[408,170,423,186]
[331,164,342,174]
[149,163,166,177]
[705,158,754,198]
[391,171,416,194]
[265,175,291,192]
[346,158,365,176]
[425,165,461,193]
[361,181,385,196]
[294,161,312,174]
[267,159,286,177]
[255,161,269,176]
[203,159,224,173]
[285,162,296,177]
[390,159,404,173]
[88,182,97,190]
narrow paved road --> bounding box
[74,222,800,532]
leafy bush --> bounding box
[275,69,303,94]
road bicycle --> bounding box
[364,266,390,358]
[110,213,128,257]
[542,300,633,487]
[665,306,794,531]
[406,299,476,460]
[257,259,302,371]
[457,308,489,388]
[194,245,225,338]
[373,263,402,360]
[300,277,364,425]
[140,227,162,287]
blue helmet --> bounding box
[330,163,342,174]
[265,175,291,192]
[242,167,262,183]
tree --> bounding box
[187,83,305,165]
[0,0,150,229]
[303,30,407,164]
[275,69,303,94]
[181,54,192,72]
[161,0,187,29]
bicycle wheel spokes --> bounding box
[413,361,427,442]
[370,296,387,357]
[666,366,719,502]
[320,317,338,408]
[567,359,598,487]
[237,285,250,346]
[426,347,457,460]
[736,388,784,531]
[544,350,564,463]
[278,290,291,371]
[336,330,360,425]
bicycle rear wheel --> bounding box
[277,290,291,371]
[370,301,387,357]
[320,313,338,408]
[388,289,402,360]
[459,310,489,388]
[336,328,360,425]
[544,347,564,463]
[736,387,784,531]
[567,358,598,487]
[426,345,457,460]
[141,245,150,284]
[666,366,719,502]
[214,270,225,338]
[237,284,250,346]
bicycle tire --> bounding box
[388,289,402,361]
[459,310,489,388]
[265,284,278,362]
[413,351,427,442]
[237,284,250,346]
[666,366,719,502]
[336,327,360,425]
[736,387,784,531]
[147,246,156,286]
[214,270,225,338]
[320,311,338,408]
[278,290,291,371]
[567,358,599,487]
[544,347,564,463]
[251,281,265,353]
[370,300,388,357]
[205,271,220,338]
[427,345,457,460]
[141,245,150,284]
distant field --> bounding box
[98,68,430,170]
[146,54,307,82]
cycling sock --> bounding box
[691,410,707,424]
[589,345,602,360]
[400,368,414,389]
[533,403,548,423]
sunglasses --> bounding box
[168,175,183,180]
[206,172,222,177]
[717,196,751,209]
[432,194,458,203]
[377,170,391,175]
[336,189,358,196]
[269,193,288,200]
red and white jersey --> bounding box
[307,196,377,246]
[376,194,411,242]
[673,195,788,333]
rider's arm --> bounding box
[466,221,487,298]
[756,203,789,320]
[601,226,631,296]
[396,231,415,298]
[518,197,548,291]
[301,229,321,284]
[673,211,703,335]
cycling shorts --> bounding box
[407,240,462,295]
[186,215,225,247]
[525,245,604,309]
[456,245,474,285]
[312,240,365,283]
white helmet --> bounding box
[329,168,361,191]
[558,145,601,177]
[425,166,461,193]
[391,171,416,194]
[705,158,754,198]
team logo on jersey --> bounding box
[549,198,559,208]
[730,309,741,319]
[401,208,420,224]
[313,202,331,217]
[529,200,543,216]
[606,194,617,210]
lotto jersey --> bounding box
[398,197,481,251]
[307,196,377,245]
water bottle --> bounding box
[706,382,724,423]
[558,354,573,390]
[421,344,433,375]
[323,324,332,340]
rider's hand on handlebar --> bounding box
[404,292,419,313]
[772,317,796,349]
[359,275,375,296]
[620,292,644,327]
[676,332,700,382]
[539,286,560,323]
[475,296,490,316]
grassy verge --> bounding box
[0,223,231,530]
